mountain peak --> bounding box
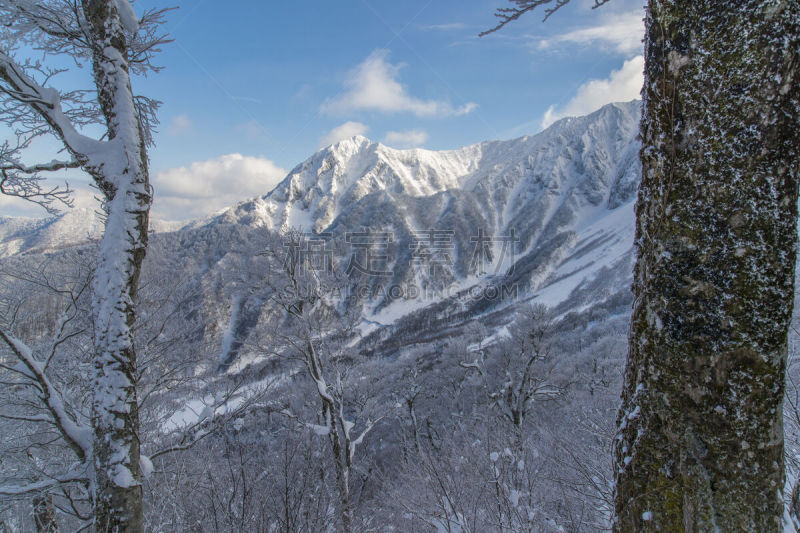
[215,101,641,240]
[325,134,373,154]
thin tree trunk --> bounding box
[407,398,421,455]
[327,404,352,533]
[33,494,58,533]
[614,1,800,531]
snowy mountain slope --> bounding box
[219,101,640,238]
[0,208,184,256]
[0,208,108,256]
[0,101,644,370]
[146,100,638,368]
[210,101,641,318]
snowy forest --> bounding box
[0,0,799,532]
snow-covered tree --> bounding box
[0,255,96,529]
[0,1,169,530]
[257,230,384,533]
[481,305,565,433]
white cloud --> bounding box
[321,49,477,117]
[383,129,428,149]
[167,114,193,136]
[318,121,370,148]
[153,154,287,220]
[537,11,644,55]
[540,55,644,129]
[457,102,478,115]
[1,155,287,222]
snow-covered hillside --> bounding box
[0,208,184,256]
[0,101,646,532]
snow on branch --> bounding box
[0,159,80,173]
[0,167,74,214]
[125,7,175,74]
[113,0,139,33]
[0,1,172,200]
[0,50,109,169]
[0,151,80,213]
[348,416,382,462]
[0,465,89,497]
[459,359,484,376]
[0,328,92,462]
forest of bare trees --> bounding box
[1,1,799,532]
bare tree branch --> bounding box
[0,328,92,462]
[479,0,612,36]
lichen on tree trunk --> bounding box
[614,1,800,531]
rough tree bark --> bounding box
[614,1,800,531]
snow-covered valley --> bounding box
[0,102,647,530]
[7,100,795,532]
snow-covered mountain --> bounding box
[213,101,641,319]
[0,208,105,256]
[0,100,642,369]
[221,101,640,239]
[0,208,183,256]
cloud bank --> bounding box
[383,129,428,148]
[540,55,644,130]
[319,121,370,148]
[537,11,644,55]
[152,154,286,220]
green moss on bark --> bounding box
[614,1,800,531]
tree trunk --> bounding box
[328,408,352,533]
[33,494,58,533]
[82,1,151,531]
[614,1,800,531]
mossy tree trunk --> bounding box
[614,1,800,531]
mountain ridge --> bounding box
[0,101,644,367]
[216,100,641,238]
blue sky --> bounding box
[2,0,646,220]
